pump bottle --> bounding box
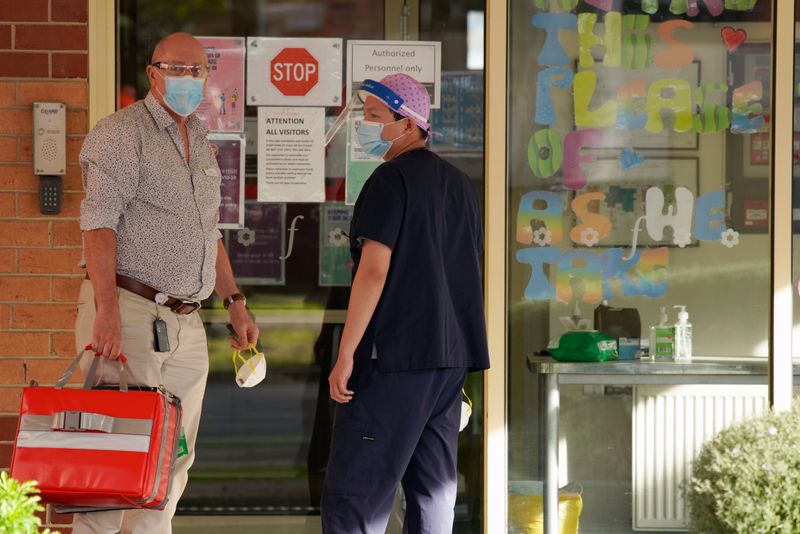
[673,305,692,362]
[649,306,673,360]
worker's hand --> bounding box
[228,302,259,350]
[91,305,123,360]
[329,353,354,404]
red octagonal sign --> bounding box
[270,48,319,97]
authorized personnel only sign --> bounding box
[347,40,441,108]
[247,37,342,106]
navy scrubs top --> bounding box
[349,148,490,373]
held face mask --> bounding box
[232,344,267,388]
[155,71,205,117]
[459,389,473,432]
[355,119,405,158]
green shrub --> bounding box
[0,471,58,534]
[687,403,800,533]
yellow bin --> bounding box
[508,490,582,534]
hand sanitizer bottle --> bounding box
[649,307,673,360]
[673,305,692,362]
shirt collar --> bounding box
[144,92,208,136]
[144,92,174,130]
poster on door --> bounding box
[347,40,441,108]
[226,202,286,285]
[430,72,484,151]
[246,37,343,107]
[209,133,245,229]
[257,106,326,203]
[319,204,354,287]
[196,37,245,132]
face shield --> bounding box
[323,78,428,147]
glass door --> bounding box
[116,0,486,531]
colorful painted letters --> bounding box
[517,0,759,303]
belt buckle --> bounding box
[173,299,201,315]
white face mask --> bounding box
[459,390,473,432]
[460,401,473,432]
[233,346,267,388]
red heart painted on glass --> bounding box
[721,26,747,52]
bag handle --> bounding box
[55,344,129,392]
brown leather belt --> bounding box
[86,273,202,315]
[115,274,201,315]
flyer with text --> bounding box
[196,37,245,132]
[209,133,245,229]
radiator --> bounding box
[632,385,768,531]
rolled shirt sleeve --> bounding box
[79,118,141,232]
[351,171,405,250]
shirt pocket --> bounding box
[185,167,219,233]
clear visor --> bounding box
[324,79,428,147]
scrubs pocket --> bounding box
[325,409,379,498]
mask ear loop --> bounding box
[238,344,262,371]
[462,388,473,409]
[232,349,242,374]
[248,343,267,372]
[149,66,168,103]
[232,348,259,375]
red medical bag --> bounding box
[10,347,182,512]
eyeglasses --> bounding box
[151,62,209,78]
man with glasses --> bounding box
[74,32,258,533]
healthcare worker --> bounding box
[321,73,490,533]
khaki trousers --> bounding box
[71,280,209,534]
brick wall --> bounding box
[0,1,88,531]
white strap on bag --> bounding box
[55,344,129,392]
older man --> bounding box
[74,32,258,533]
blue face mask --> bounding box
[157,73,205,117]
[356,119,405,158]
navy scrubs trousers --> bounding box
[321,361,468,534]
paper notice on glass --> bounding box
[209,133,245,229]
[257,107,325,203]
[319,204,354,287]
[347,40,441,108]
[196,37,245,132]
[430,72,484,151]
[247,37,343,107]
[226,202,286,285]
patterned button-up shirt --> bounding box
[80,93,222,300]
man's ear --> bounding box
[145,65,156,86]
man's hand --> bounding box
[329,353,354,404]
[91,306,123,360]
[228,302,259,350]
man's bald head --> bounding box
[150,32,207,66]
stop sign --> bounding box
[270,48,319,97]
